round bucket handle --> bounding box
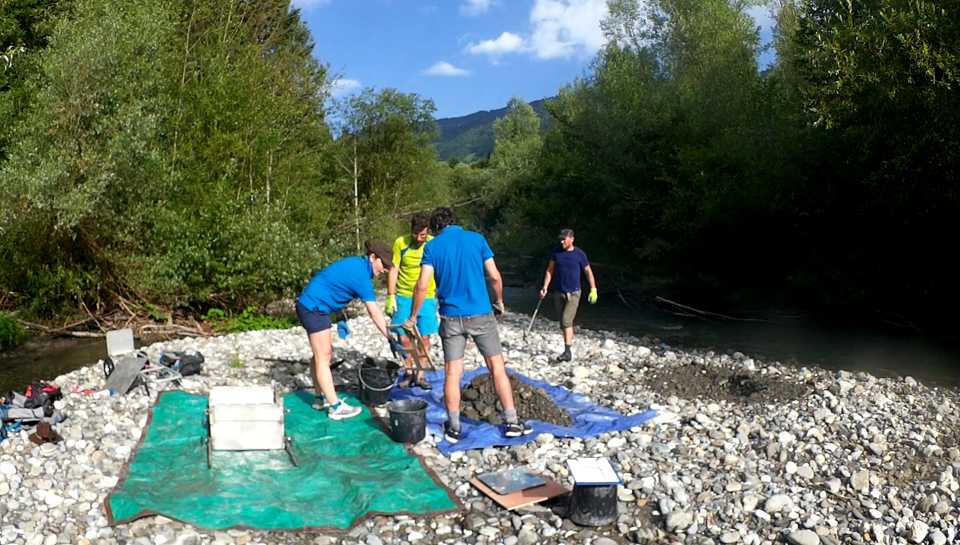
[358,366,397,392]
[387,400,428,414]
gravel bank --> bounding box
[1,310,958,545]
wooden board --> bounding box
[470,475,567,511]
[406,326,435,371]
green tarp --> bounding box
[106,390,459,530]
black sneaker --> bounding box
[503,421,533,438]
[443,421,461,444]
[556,350,572,362]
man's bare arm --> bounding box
[387,264,400,297]
[540,261,555,298]
[584,264,597,291]
[484,258,504,309]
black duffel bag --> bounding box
[158,351,204,376]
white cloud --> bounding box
[528,0,608,60]
[330,78,361,98]
[466,31,526,57]
[466,0,608,63]
[290,0,331,10]
[424,61,471,77]
[460,0,493,16]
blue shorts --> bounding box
[390,295,439,336]
[296,301,332,335]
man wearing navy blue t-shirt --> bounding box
[405,207,532,443]
[539,228,598,362]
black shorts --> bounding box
[296,301,332,335]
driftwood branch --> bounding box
[81,301,106,333]
[654,296,768,322]
[16,318,105,338]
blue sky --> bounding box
[293,0,776,118]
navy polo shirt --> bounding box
[297,256,376,313]
[550,246,589,294]
[421,225,494,317]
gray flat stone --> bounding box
[787,529,820,545]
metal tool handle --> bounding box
[525,297,544,339]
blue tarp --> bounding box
[389,368,657,455]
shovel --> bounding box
[524,297,544,342]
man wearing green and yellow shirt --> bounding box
[386,213,438,390]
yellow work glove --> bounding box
[385,294,396,316]
[588,288,598,304]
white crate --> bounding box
[208,386,285,451]
[106,329,135,358]
[209,385,275,406]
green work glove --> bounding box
[385,294,396,316]
[588,288,598,304]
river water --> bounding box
[0,337,106,395]
[503,287,960,389]
[1,289,957,394]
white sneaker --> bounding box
[327,400,362,420]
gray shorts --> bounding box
[554,290,581,328]
[439,313,502,362]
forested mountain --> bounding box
[434,98,552,161]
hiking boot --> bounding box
[556,349,572,362]
[443,421,461,444]
[328,400,362,421]
[503,421,533,438]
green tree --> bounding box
[0,0,71,161]
[0,0,340,315]
[0,0,178,316]
[784,0,960,317]
[333,88,443,243]
[490,97,542,181]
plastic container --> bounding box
[386,399,428,443]
[358,360,395,406]
[568,484,618,526]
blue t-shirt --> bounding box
[550,246,589,294]
[297,256,376,313]
[421,225,494,317]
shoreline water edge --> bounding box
[1,310,958,545]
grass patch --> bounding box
[203,307,296,334]
[0,312,27,351]
[229,352,245,369]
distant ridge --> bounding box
[434,98,553,162]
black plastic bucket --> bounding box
[358,360,395,406]
[569,484,618,526]
[386,399,428,443]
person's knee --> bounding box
[485,354,506,371]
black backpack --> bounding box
[158,351,204,377]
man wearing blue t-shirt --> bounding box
[539,228,598,362]
[297,240,404,421]
[405,207,532,443]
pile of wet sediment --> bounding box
[460,372,572,426]
[644,362,809,403]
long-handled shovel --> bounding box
[524,297,544,342]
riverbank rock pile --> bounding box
[461,373,572,427]
[0,310,958,545]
